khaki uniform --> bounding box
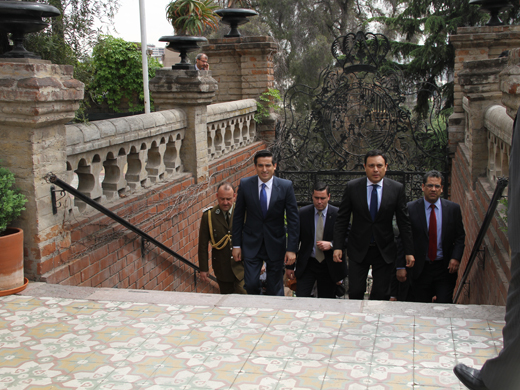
[198,204,245,294]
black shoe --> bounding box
[453,364,489,390]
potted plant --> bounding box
[0,164,28,296]
[161,0,219,69]
[214,0,258,38]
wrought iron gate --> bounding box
[273,31,450,205]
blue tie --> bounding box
[370,184,378,221]
[260,183,268,218]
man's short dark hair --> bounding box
[217,181,235,192]
[364,149,388,165]
[313,181,330,195]
[196,53,207,60]
[254,150,275,165]
[423,170,444,185]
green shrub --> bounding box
[0,166,27,235]
[254,88,282,124]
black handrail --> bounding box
[453,177,509,303]
[47,174,217,284]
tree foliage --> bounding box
[88,36,162,113]
[0,165,27,235]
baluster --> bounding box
[102,149,128,200]
[146,138,166,183]
[165,131,184,175]
[75,155,105,212]
[207,124,216,161]
[126,144,150,190]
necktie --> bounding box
[428,204,437,261]
[315,211,325,262]
[370,184,379,221]
[260,183,268,218]
[225,212,230,226]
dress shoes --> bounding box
[453,364,489,390]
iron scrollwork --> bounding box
[273,31,450,203]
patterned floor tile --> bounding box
[375,324,414,338]
[413,368,462,387]
[371,350,411,367]
[414,339,455,354]
[366,364,413,384]
[320,377,367,390]
[185,370,239,389]
[291,342,335,359]
[413,354,456,370]
[413,317,451,329]
[284,358,329,378]
[330,347,373,364]
[325,362,371,381]
[241,356,288,375]
[450,318,489,330]
[335,335,376,350]
[308,311,345,322]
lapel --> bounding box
[250,176,262,212]
[358,178,371,219]
[324,207,335,237]
[212,205,229,229]
[377,178,390,219]
[267,176,281,216]
[309,206,316,238]
[440,198,448,243]
[417,198,429,238]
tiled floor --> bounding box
[0,285,505,390]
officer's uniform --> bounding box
[198,204,245,294]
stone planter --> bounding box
[0,227,28,296]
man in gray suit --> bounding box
[232,150,299,296]
[454,108,520,389]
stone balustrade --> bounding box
[64,99,257,214]
[65,110,187,213]
[484,105,513,186]
[206,99,257,161]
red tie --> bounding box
[428,204,437,261]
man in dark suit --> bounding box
[333,150,415,300]
[232,150,299,296]
[404,170,465,303]
[454,108,520,389]
[198,182,245,294]
[285,182,348,298]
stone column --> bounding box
[203,36,278,142]
[449,26,520,153]
[0,59,84,280]
[149,69,217,183]
[500,48,520,120]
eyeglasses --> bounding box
[425,184,442,189]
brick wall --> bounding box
[41,142,266,293]
[451,145,510,305]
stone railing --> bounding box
[65,110,187,212]
[484,105,513,186]
[206,99,257,161]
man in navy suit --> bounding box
[404,170,465,303]
[285,182,348,298]
[454,107,520,390]
[333,150,415,300]
[232,150,299,296]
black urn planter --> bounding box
[0,1,60,59]
[159,35,208,70]
[215,8,258,38]
[469,0,513,26]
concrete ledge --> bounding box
[20,282,506,321]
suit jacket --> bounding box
[405,198,465,277]
[333,177,414,264]
[292,204,347,282]
[232,175,299,261]
[198,204,244,283]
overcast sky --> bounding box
[112,0,175,48]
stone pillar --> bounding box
[449,26,520,153]
[149,69,217,183]
[500,47,520,120]
[0,59,84,280]
[203,37,278,143]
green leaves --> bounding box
[87,36,162,113]
[0,166,27,235]
[166,0,219,35]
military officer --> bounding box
[198,182,246,294]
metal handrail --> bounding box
[47,174,217,285]
[453,177,509,303]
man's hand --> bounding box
[333,249,343,263]
[316,241,332,251]
[232,248,242,262]
[396,268,407,282]
[200,271,209,283]
[448,259,460,274]
[285,269,295,280]
[284,251,296,265]
[405,255,415,268]
[261,263,266,275]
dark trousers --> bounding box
[349,246,393,300]
[481,251,520,390]
[217,277,246,295]
[243,243,284,296]
[296,257,336,298]
[411,260,456,303]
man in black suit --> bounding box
[333,150,415,300]
[454,108,520,389]
[232,150,299,296]
[285,182,348,298]
[404,170,465,303]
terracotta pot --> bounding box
[0,227,25,291]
